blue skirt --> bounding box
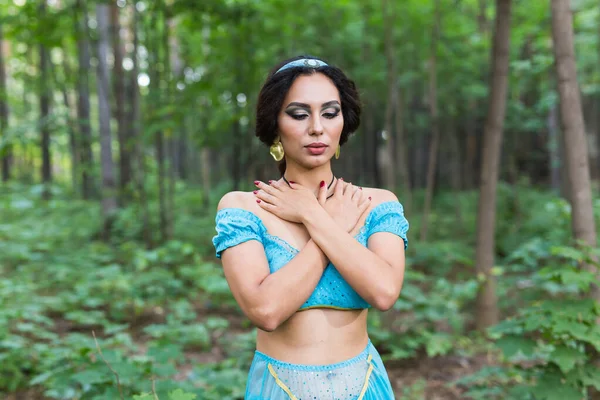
[244,340,395,399]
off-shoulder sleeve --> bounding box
[212,208,265,259]
[365,201,409,249]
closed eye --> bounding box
[323,111,340,119]
[290,114,309,120]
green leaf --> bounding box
[549,346,585,373]
[168,388,197,400]
[132,393,155,399]
[71,369,110,386]
[533,369,584,400]
[425,333,453,357]
[495,335,538,359]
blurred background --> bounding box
[1,0,599,399]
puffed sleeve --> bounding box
[212,208,265,259]
[365,201,409,249]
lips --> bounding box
[305,143,328,148]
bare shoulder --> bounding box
[217,191,261,213]
[361,187,399,207]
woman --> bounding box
[212,56,409,400]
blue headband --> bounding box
[275,58,328,74]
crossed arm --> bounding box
[218,184,406,332]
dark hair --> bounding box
[255,55,362,174]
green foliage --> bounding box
[0,187,249,399]
[369,269,478,360]
[456,245,600,400]
[2,182,600,399]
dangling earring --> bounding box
[270,137,285,161]
[335,145,341,160]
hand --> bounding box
[253,179,320,223]
[318,179,371,233]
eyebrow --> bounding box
[285,100,341,109]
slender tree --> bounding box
[475,0,512,330]
[39,2,52,199]
[421,0,441,242]
[96,3,118,238]
[0,25,10,182]
[51,60,79,191]
[129,2,151,247]
[551,0,599,301]
[110,3,132,200]
[75,0,94,199]
[382,0,397,191]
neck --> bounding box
[282,162,336,197]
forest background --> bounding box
[1,0,600,399]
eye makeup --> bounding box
[284,101,341,120]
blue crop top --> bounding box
[212,201,409,310]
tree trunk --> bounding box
[548,104,561,193]
[449,119,463,225]
[51,60,79,192]
[75,0,94,199]
[0,25,11,182]
[96,4,118,239]
[39,2,52,199]
[395,84,413,213]
[148,5,168,243]
[381,0,397,191]
[464,99,477,188]
[162,4,175,240]
[129,2,151,248]
[420,0,441,242]
[475,0,512,331]
[200,147,212,209]
[110,3,132,201]
[551,0,599,301]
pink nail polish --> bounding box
[289,181,295,184]
[359,187,363,190]
[320,181,325,187]
[368,196,372,200]
[254,181,259,185]
[253,190,258,194]
[268,180,273,184]
[256,199,261,203]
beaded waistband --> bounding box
[253,340,373,372]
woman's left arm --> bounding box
[301,190,407,311]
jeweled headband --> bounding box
[274,58,329,74]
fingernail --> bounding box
[340,177,344,181]
[289,181,295,184]
[359,187,363,190]
[268,180,273,184]
[368,196,372,200]
[254,181,259,185]
[253,190,258,194]
[320,181,325,187]
[256,199,261,203]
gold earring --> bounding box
[270,137,285,161]
[335,145,340,160]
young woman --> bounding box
[213,56,409,399]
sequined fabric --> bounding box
[212,201,409,310]
[245,340,395,399]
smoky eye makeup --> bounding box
[285,107,309,119]
[322,107,341,119]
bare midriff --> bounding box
[255,308,369,364]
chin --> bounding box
[301,157,331,169]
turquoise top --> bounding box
[212,201,409,310]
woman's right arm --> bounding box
[217,192,328,332]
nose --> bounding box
[310,115,323,135]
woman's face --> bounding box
[277,73,343,169]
